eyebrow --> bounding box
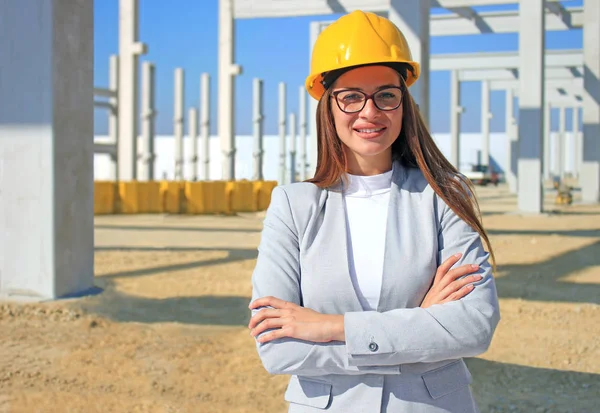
[333,84,400,92]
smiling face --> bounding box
[331,65,404,176]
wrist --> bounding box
[327,315,345,342]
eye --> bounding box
[376,90,399,100]
[338,92,364,102]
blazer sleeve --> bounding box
[251,186,401,376]
[344,198,501,367]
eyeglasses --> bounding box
[331,86,403,114]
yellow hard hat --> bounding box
[305,10,420,101]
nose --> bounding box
[359,97,380,119]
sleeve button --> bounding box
[368,342,379,352]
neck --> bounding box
[345,151,393,176]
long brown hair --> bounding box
[305,75,496,269]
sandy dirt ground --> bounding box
[1,184,598,413]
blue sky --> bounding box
[94,0,584,136]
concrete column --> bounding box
[140,61,156,181]
[174,68,185,181]
[200,73,211,180]
[543,102,552,180]
[299,86,308,181]
[505,88,518,193]
[279,83,287,185]
[517,0,545,213]
[290,113,297,184]
[108,55,119,181]
[481,80,491,171]
[558,106,566,178]
[581,0,600,202]
[450,70,461,169]
[218,0,242,180]
[308,21,323,178]
[189,107,199,181]
[253,78,264,181]
[118,0,147,181]
[0,1,94,299]
[573,107,581,178]
[389,0,431,125]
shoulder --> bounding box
[267,181,324,218]
[265,182,325,240]
[270,182,323,210]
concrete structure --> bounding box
[278,83,287,184]
[229,0,593,212]
[174,68,185,181]
[0,1,94,299]
[218,0,242,180]
[94,55,119,180]
[140,61,156,181]
[289,113,298,183]
[189,107,199,181]
[517,0,545,213]
[118,0,147,180]
[581,1,600,203]
[253,78,265,181]
[200,73,211,181]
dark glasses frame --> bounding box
[330,86,404,114]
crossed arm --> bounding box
[249,187,500,376]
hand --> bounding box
[248,296,344,344]
[420,253,482,309]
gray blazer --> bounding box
[250,161,500,412]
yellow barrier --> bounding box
[160,181,183,214]
[94,180,278,215]
[118,181,162,213]
[94,181,117,214]
[185,181,228,214]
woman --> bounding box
[248,10,500,413]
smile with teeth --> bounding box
[355,127,385,133]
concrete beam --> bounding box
[0,0,94,299]
[431,0,572,6]
[430,7,582,36]
[431,49,582,71]
[458,67,582,82]
[489,78,583,91]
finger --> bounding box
[248,308,282,329]
[441,284,475,303]
[249,296,293,311]
[440,274,483,298]
[255,325,293,344]
[251,317,286,337]
[439,263,480,288]
[435,253,462,283]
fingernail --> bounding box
[455,253,462,258]
[471,264,479,269]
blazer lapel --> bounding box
[377,161,405,312]
[316,188,365,312]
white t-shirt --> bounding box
[342,167,393,311]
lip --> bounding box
[353,126,387,139]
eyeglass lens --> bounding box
[335,87,402,113]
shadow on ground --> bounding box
[495,240,600,305]
[94,246,258,278]
[76,288,251,326]
[95,224,260,233]
[465,358,599,412]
